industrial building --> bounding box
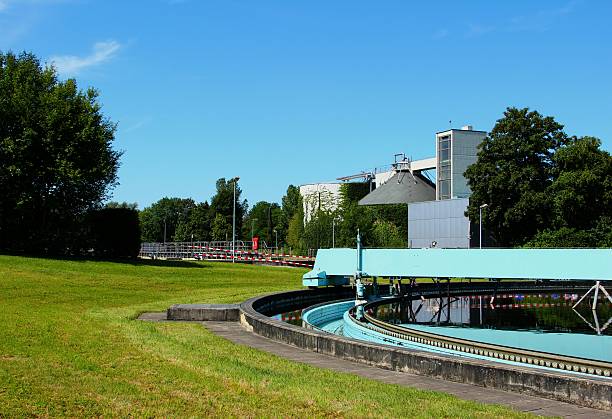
[300,125,487,248]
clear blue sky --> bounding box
[2,0,611,209]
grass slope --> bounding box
[0,255,531,417]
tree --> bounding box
[105,201,138,210]
[87,208,141,258]
[0,51,120,253]
[371,220,405,248]
[281,185,301,221]
[286,210,305,254]
[209,178,247,240]
[211,213,231,241]
[302,209,334,251]
[139,197,195,242]
[465,107,611,248]
[243,201,282,247]
[464,107,568,247]
[175,201,211,242]
[547,136,612,232]
[277,185,301,245]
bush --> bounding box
[87,208,141,258]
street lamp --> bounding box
[251,218,258,241]
[273,229,278,251]
[332,217,337,248]
[232,177,240,263]
[479,204,489,249]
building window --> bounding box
[439,180,450,199]
[438,134,452,200]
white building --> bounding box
[299,182,343,222]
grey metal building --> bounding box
[407,198,471,248]
[436,127,487,200]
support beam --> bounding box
[572,281,612,310]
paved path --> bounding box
[139,313,610,418]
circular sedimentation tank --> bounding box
[270,281,612,378]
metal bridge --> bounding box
[303,235,612,308]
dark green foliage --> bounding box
[465,108,567,247]
[0,51,120,254]
[281,185,301,222]
[524,227,597,248]
[466,107,612,248]
[302,209,335,250]
[211,213,231,241]
[277,185,301,246]
[139,197,196,242]
[140,177,248,244]
[242,201,282,246]
[340,182,370,203]
[87,208,141,258]
[105,201,138,210]
[209,178,247,239]
[175,201,211,242]
[547,137,612,232]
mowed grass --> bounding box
[0,255,532,418]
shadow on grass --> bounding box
[125,258,209,269]
[0,251,208,269]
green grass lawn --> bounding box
[0,255,533,418]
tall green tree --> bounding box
[208,178,247,240]
[0,51,120,253]
[464,107,568,247]
[466,107,611,248]
[277,185,301,244]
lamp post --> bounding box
[232,177,240,263]
[332,217,336,248]
[251,218,258,241]
[479,203,488,249]
[273,229,278,250]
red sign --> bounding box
[252,236,259,251]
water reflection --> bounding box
[372,292,612,336]
[271,309,302,326]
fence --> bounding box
[139,241,315,268]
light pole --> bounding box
[232,177,240,263]
[332,218,336,248]
[163,218,167,244]
[273,229,278,251]
[479,203,488,249]
[251,218,258,241]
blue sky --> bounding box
[1,0,611,209]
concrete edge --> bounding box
[167,303,240,322]
[238,287,612,411]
